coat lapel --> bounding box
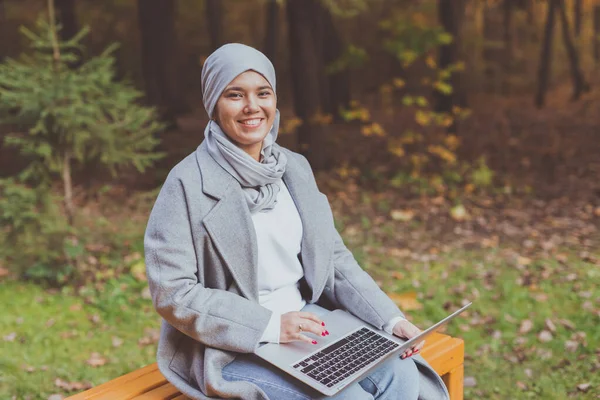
[196,143,259,302]
[282,151,334,303]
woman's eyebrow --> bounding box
[224,86,272,92]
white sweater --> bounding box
[254,180,404,343]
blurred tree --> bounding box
[55,0,77,41]
[137,0,184,120]
[436,0,466,127]
[595,6,600,65]
[556,0,588,100]
[206,0,223,52]
[0,15,164,224]
[264,0,279,66]
[574,0,582,38]
[287,0,330,170]
[535,0,557,108]
[0,0,5,62]
[503,0,514,79]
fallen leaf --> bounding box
[45,318,55,328]
[517,256,532,266]
[390,209,415,222]
[558,319,575,330]
[464,376,477,387]
[69,304,82,312]
[538,330,553,343]
[0,267,9,278]
[89,314,101,324]
[141,286,152,300]
[450,204,469,221]
[577,383,591,392]
[519,319,533,334]
[565,340,579,352]
[545,319,556,333]
[48,395,65,400]
[388,291,423,311]
[130,260,147,282]
[86,352,107,367]
[516,381,527,390]
[3,332,16,342]
[524,368,533,378]
[54,378,91,391]
[112,336,123,348]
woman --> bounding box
[144,43,449,400]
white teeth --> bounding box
[241,119,261,126]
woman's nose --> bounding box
[244,96,260,113]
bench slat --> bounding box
[67,364,159,400]
[92,370,167,400]
[131,382,182,399]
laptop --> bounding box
[255,302,472,396]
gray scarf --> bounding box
[201,43,287,213]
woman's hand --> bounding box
[392,320,424,359]
[280,311,329,344]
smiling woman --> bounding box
[144,43,449,400]
[213,71,277,161]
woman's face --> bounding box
[214,70,276,161]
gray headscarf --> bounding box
[201,43,287,213]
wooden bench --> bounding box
[67,332,464,400]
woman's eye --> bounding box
[259,91,271,97]
[227,93,242,98]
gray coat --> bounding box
[144,142,449,399]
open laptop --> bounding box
[255,302,472,396]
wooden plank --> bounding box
[131,382,181,399]
[171,395,190,400]
[422,338,464,376]
[67,364,159,400]
[92,370,167,400]
[443,364,465,400]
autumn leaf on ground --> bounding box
[576,383,591,392]
[86,352,107,367]
[519,320,533,334]
[112,336,124,348]
[54,378,92,391]
[538,330,553,342]
[0,267,9,278]
[388,291,422,311]
[3,332,16,342]
[450,204,468,221]
[130,260,147,282]
[390,209,415,222]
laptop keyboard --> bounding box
[292,327,400,388]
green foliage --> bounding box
[0,16,164,283]
[0,178,73,283]
[470,157,494,188]
[0,17,164,185]
[325,44,368,74]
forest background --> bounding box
[0,0,599,399]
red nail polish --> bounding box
[322,332,326,336]
[325,330,329,335]
[322,322,325,326]
[414,349,419,353]
[312,340,318,344]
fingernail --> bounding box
[401,355,406,359]
[322,331,326,336]
[312,340,318,345]
[322,322,325,326]
[414,349,419,353]
[325,330,329,335]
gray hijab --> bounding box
[201,43,287,213]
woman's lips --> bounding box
[238,118,264,129]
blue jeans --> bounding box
[222,304,420,400]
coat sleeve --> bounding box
[144,171,272,353]
[294,153,405,329]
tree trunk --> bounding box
[535,0,557,108]
[206,0,222,52]
[55,0,77,41]
[436,0,466,130]
[264,0,278,67]
[503,0,514,81]
[556,0,588,101]
[137,0,183,120]
[287,0,330,170]
[574,0,582,38]
[594,6,600,65]
[0,0,5,63]
[62,152,74,226]
[317,3,351,118]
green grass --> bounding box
[1,247,598,399]
[371,249,600,399]
[0,278,160,399]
